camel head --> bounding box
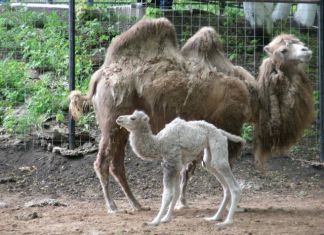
[264,34,312,66]
[116,110,150,131]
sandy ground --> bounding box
[1,191,324,235]
[0,146,324,235]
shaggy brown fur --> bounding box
[255,34,315,164]
[69,18,251,212]
[181,26,258,122]
[69,19,314,212]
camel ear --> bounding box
[272,49,285,67]
[264,45,272,55]
[142,115,149,122]
[283,39,290,46]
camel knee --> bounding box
[213,161,230,173]
[94,158,110,179]
[231,185,241,197]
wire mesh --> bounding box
[0,0,321,161]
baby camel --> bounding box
[116,110,245,226]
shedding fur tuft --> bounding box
[69,90,84,121]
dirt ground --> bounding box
[0,143,324,235]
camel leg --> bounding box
[94,136,117,213]
[203,137,241,226]
[109,126,147,211]
[175,161,194,209]
[161,169,181,223]
[254,145,269,172]
[214,162,241,227]
[203,149,230,222]
[227,140,246,213]
[175,167,188,209]
[176,157,201,210]
[146,163,179,226]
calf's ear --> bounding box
[142,116,150,122]
[264,45,272,56]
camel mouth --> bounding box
[116,117,124,126]
[298,52,312,63]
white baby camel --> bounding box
[116,110,245,226]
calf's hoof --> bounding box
[144,220,160,226]
[216,220,233,227]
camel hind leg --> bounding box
[204,136,241,226]
[94,134,117,213]
[175,159,199,210]
[203,148,230,222]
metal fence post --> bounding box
[68,0,75,150]
[320,0,324,161]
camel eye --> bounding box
[130,117,136,121]
[281,48,288,54]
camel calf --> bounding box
[116,110,245,226]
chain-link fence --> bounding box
[0,0,322,161]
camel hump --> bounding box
[181,27,234,74]
[181,27,223,57]
[104,18,178,65]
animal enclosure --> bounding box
[0,0,322,162]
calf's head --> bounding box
[116,110,150,131]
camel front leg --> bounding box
[146,164,179,225]
[161,171,181,223]
[109,126,148,211]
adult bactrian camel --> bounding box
[69,18,314,213]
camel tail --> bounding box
[220,130,246,144]
[69,90,87,121]
[69,69,102,121]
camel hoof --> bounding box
[235,206,246,213]
[175,203,188,210]
[136,206,150,211]
[204,216,222,222]
[144,220,160,226]
[216,221,233,227]
[107,209,127,214]
[161,216,172,223]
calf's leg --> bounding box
[147,164,179,225]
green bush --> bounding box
[0,7,125,134]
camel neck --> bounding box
[129,125,161,160]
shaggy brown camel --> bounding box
[254,34,314,164]
[69,18,314,213]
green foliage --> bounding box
[241,123,253,143]
[0,7,125,133]
[0,60,69,133]
[145,7,163,19]
[173,0,220,14]
[0,60,28,105]
[223,6,244,26]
